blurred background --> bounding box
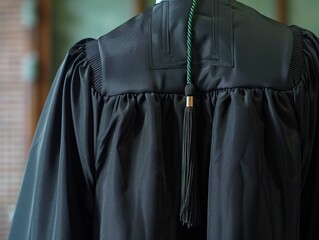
[0,0,318,239]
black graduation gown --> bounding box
[9,0,319,239]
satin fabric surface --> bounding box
[9,0,319,239]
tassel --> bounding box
[180,83,201,228]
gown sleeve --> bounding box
[297,28,319,239]
[9,39,98,239]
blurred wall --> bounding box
[239,0,276,19]
[290,0,319,35]
[233,0,319,35]
[52,0,135,73]
[0,0,34,239]
[240,0,319,35]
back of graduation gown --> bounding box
[9,0,319,239]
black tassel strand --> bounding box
[180,83,201,228]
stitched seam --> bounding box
[290,26,305,88]
[98,86,299,101]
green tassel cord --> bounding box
[179,0,201,228]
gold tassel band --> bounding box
[186,96,194,108]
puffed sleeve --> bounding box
[9,39,99,239]
[296,27,319,239]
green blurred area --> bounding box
[52,0,134,73]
